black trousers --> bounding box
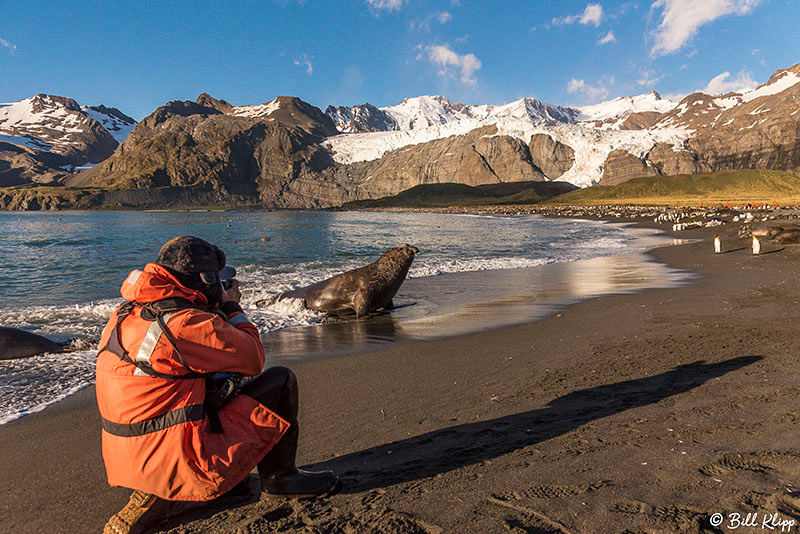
[239,366,299,475]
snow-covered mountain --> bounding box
[323,64,800,188]
[575,91,676,122]
[3,62,799,209]
[0,95,136,152]
[0,94,136,185]
[0,95,135,162]
[323,92,685,186]
[655,66,800,131]
[382,95,475,130]
[326,94,579,134]
[81,105,137,145]
[324,103,397,133]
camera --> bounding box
[219,266,237,291]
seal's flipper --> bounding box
[353,293,370,319]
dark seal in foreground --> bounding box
[0,326,64,360]
[268,244,420,317]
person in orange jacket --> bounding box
[98,236,338,534]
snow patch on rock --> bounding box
[81,107,136,144]
[741,70,800,103]
[231,99,281,118]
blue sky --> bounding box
[1,0,797,119]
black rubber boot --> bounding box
[242,367,339,499]
[257,424,339,499]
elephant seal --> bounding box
[267,244,419,317]
[774,229,800,244]
[753,225,796,238]
[0,327,65,360]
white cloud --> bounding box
[581,4,605,26]
[609,2,637,19]
[0,38,16,54]
[597,31,616,45]
[553,3,605,27]
[637,69,667,86]
[649,0,763,57]
[413,11,453,32]
[567,78,609,100]
[366,0,405,11]
[294,54,313,75]
[702,70,757,95]
[426,44,482,85]
[637,76,663,87]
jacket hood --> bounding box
[120,263,209,305]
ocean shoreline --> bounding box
[0,214,679,426]
[261,223,691,365]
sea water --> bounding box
[0,210,688,423]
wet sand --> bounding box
[3,221,800,533]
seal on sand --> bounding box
[267,244,419,318]
[0,327,65,360]
[773,229,800,244]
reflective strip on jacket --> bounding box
[96,263,289,501]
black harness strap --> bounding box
[99,298,234,434]
[101,404,204,437]
[99,299,209,380]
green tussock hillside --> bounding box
[544,169,800,206]
[341,181,577,209]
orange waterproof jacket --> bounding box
[96,263,289,501]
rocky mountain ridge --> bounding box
[326,94,580,134]
[601,64,800,183]
[325,103,397,133]
[0,94,136,186]
[2,62,799,210]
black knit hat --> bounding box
[156,236,235,281]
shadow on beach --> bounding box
[758,248,786,255]
[309,355,761,493]
[155,355,760,531]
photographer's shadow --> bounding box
[154,356,760,532]
[308,355,761,493]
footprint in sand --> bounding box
[700,449,800,477]
[613,501,711,533]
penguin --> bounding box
[714,234,722,254]
[752,233,761,255]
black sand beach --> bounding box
[3,221,800,533]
